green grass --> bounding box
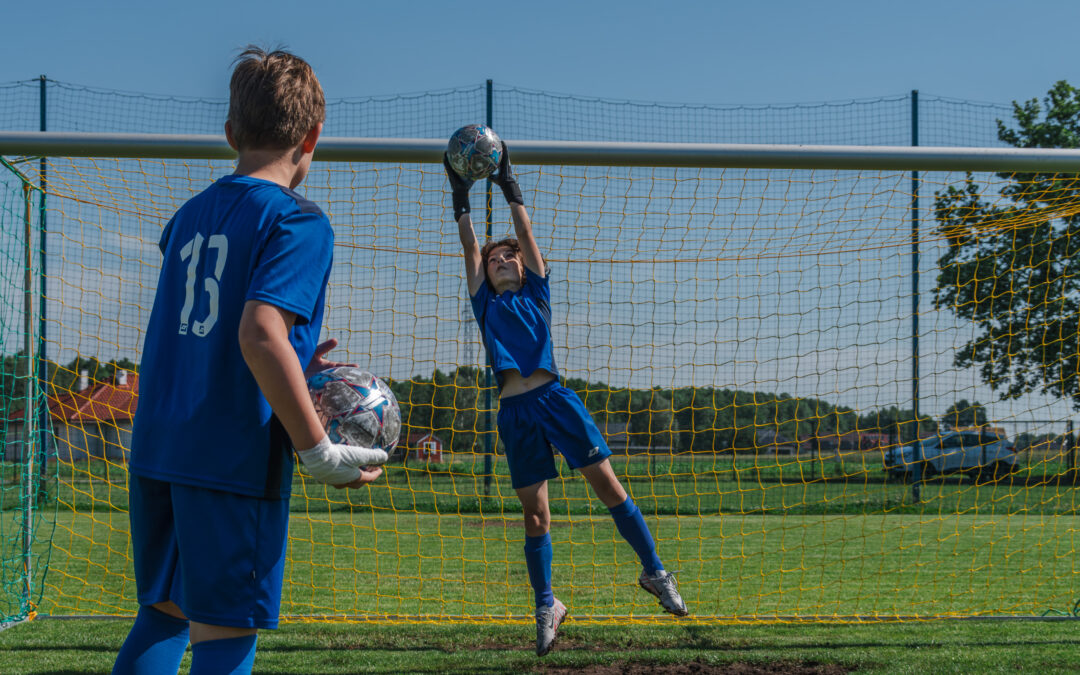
[1,617,1079,673]
[25,509,1080,620]
[4,459,1080,672]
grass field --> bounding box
[26,508,1080,620]
[1,616,1079,673]
[4,455,1080,672]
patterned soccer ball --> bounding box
[307,367,401,453]
[446,124,503,181]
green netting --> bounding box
[0,161,55,627]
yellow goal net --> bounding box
[2,137,1080,624]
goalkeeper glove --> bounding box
[296,435,388,487]
[489,141,523,206]
[443,153,474,221]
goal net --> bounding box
[2,137,1079,624]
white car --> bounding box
[884,430,1018,481]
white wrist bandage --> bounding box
[296,436,389,485]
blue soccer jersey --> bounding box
[470,267,558,387]
[131,174,333,499]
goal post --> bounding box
[2,132,1080,624]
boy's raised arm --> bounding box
[444,154,486,295]
[491,144,544,277]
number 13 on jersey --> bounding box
[178,233,228,337]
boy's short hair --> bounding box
[481,238,528,287]
[228,46,326,151]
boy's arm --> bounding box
[508,203,544,278]
[490,143,545,277]
[238,300,385,488]
[445,154,486,295]
[457,213,486,296]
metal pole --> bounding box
[36,75,49,503]
[911,90,922,504]
[482,79,494,495]
[21,181,34,609]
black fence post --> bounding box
[482,79,494,496]
[910,90,922,505]
[36,74,50,504]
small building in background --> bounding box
[406,432,444,462]
[4,370,138,463]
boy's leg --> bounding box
[579,460,663,574]
[515,480,554,607]
[189,626,258,675]
[579,460,688,616]
[111,604,190,675]
[515,480,567,656]
[171,484,291,673]
[114,476,190,675]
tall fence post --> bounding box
[482,79,494,496]
[36,75,49,500]
[20,180,35,613]
[910,89,922,504]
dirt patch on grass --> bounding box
[540,659,854,674]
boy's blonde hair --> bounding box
[228,46,325,151]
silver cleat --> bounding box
[638,570,688,616]
[534,598,568,656]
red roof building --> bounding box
[5,371,138,462]
[5,371,139,424]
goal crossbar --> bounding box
[4,131,1080,171]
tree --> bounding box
[933,80,1080,407]
[857,406,936,444]
[941,399,988,429]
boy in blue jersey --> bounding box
[112,48,388,675]
[444,143,689,657]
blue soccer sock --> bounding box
[524,533,554,608]
[609,496,664,575]
[111,605,190,675]
[190,634,258,675]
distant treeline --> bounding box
[387,366,944,454]
[4,355,1035,455]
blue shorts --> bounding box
[128,474,291,629]
[497,380,612,489]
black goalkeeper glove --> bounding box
[489,141,523,206]
[443,153,474,221]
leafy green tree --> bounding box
[941,399,988,429]
[933,80,1080,407]
[857,406,936,444]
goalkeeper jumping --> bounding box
[445,142,689,657]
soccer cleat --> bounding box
[638,570,689,616]
[534,598,568,656]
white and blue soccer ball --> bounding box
[307,367,401,453]
[446,124,502,181]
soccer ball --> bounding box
[446,124,503,181]
[307,367,401,453]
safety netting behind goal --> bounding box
[2,150,1078,623]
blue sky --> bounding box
[3,0,1080,427]
[0,0,1078,107]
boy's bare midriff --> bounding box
[499,367,557,399]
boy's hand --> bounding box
[489,141,523,206]
[336,465,384,489]
[297,436,389,487]
[444,153,473,221]
[304,338,353,378]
